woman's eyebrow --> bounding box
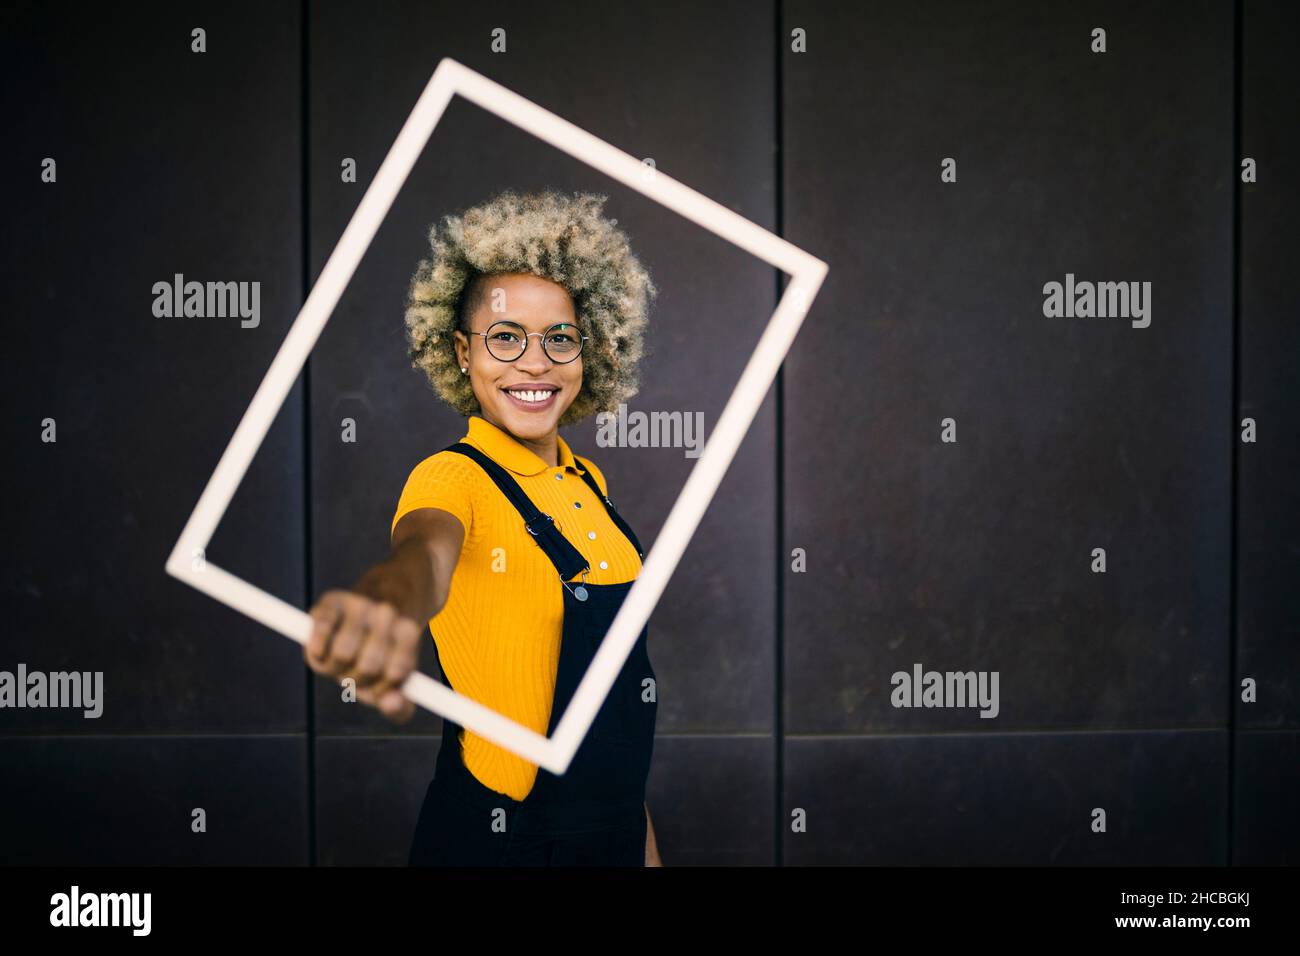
[497,317,580,329]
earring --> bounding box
[461,367,468,373]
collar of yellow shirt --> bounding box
[464,414,589,478]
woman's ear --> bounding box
[453,329,468,372]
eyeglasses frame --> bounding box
[464,319,589,365]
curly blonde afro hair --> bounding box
[403,188,657,427]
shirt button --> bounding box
[554,473,563,480]
[574,501,582,509]
[588,531,597,540]
[600,560,608,570]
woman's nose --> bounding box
[517,336,553,370]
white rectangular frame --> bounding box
[166,57,827,775]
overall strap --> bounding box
[442,442,589,581]
[572,455,645,558]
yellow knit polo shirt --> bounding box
[390,414,643,801]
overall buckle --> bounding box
[525,513,555,536]
[563,567,591,602]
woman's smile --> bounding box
[500,383,560,412]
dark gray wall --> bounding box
[2,1,307,865]
[781,0,1237,865]
[0,0,1293,866]
[1234,0,1300,865]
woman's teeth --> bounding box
[509,390,553,403]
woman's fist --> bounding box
[305,589,423,724]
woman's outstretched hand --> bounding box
[304,574,424,724]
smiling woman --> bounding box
[452,272,587,454]
[302,189,664,867]
[404,189,655,424]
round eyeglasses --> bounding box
[468,320,588,364]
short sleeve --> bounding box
[390,452,478,540]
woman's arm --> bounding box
[645,803,663,866]
[304,508,465,723]
[379,507,466,623]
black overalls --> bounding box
[408,442,658,867]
